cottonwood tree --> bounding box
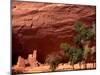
[60,43,83,70]
[59,21,96,70]
[68,47,83,70]
[74,21,96,69]
[45,53,62,72]
[60,43,70,58]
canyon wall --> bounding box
[12,1,96,64]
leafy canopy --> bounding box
[74,22,96,44]
[69,47,83,65]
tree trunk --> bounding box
[83,61,87,69]
[79,62,81,70]
[72,64,74,70]
[84,62,87,69]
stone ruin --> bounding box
[17,56,25,67]
[28,50,40,67]
[15,50,41,68]
[12,56,25,73]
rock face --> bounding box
[12,1,96,64]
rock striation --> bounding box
[12,1,96,64]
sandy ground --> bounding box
[12,63,96,73]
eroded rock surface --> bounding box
[12,1,96,64]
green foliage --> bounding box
[45,54,61,72]
[74,22,96,42]
[74,21,96,68]
[60,43,70,50]
[60,42,83,67]
[82,28,94,41]
[74,35,82,45]
[59,21,96,70]
[49,59,60,72]
[69,47,83,65]
[60,43,70,55]
[74,21,85,33]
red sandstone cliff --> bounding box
[12,1,96,64]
